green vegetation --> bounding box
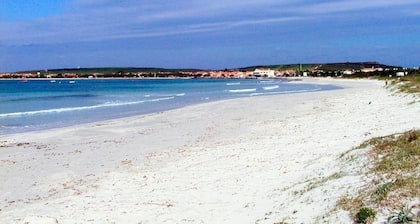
[4,61,416,79]
[375,71,420,93]
[372,130,419,174]
[318,62,391,71]
[387,206,420,224]
[372,181,394,201]
[339,130,420,223]
[295,172,344,195]
[14,67,203,78]
[395,72,420,93]
[356,207,377,224]
[239,62,395,72]
[19,67,202,75]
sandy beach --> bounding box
[1,78,419,223]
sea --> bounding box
[0,78,339,135]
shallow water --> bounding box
[0,78,339,134]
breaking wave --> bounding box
[263,85,279,90]
[0,96,175,118]
[228,88,257,93]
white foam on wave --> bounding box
[0,96,175,118]
[263,85,279,90]
[144,93,185,98]
[226,82,241,86]
[228,88,257,93]
[145,96,175,103]
[259,80,274,84]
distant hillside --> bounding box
[239,62,400,72]
[14,62,402,75]
[239,64,315,72]
[17,67,203,75]
[314,62,398,71]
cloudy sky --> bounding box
[0,0,419,72]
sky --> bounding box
[0,0,419,72]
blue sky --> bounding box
[0,0,419,72]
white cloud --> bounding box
[1,0,419,45]
[0,0,302,44]
[299,0,420,14]
[187,17,301,30]
[62,16,301,42]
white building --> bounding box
[253,69,275,78]
[343,70,354,75]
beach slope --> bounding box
[1,78,419,223]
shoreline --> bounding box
[0,77,338,136]
[0,77,284,81]
[0,77,200,81]
[1,78,419,223]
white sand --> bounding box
[1,78,419,224]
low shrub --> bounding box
[356,207,377,224]
[387,206,419,224]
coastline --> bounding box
[1,78,419,223]
[0,78,338,135]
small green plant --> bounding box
[387,206,419,224]
[356,207,377,224]
[372,181,394,201]
[297,172,344,195]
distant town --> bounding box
[1,62,418,79]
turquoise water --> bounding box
[0,78,339,134]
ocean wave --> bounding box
[263,85,279,90]
[0,96,175,118]
[143,93,184,98]
[259,80,274,84]
[228,88,257,93]
[3,94,97,103]
[226,82,241,86]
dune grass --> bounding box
[387,73,420,94]
[339,130,420,223]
